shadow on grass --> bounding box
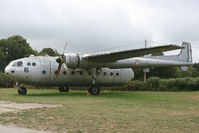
[16,90,122,97]
[24,92,86,97]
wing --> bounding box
[83,45,183,62]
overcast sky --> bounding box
[0,0,199,62]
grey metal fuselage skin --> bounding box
[5,56,134,87]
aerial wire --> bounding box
[79,41,145,54]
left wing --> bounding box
[83,45,183,62]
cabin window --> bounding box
[42,70,46,75]
[110,72,113,76]
[63,71,67,75]
[103,72,106,76]
[27,62,31,66]
[17,61,23,67]
[32,62,36,66]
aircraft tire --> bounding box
[90,86,100,95]
[59,86,69,92]
[18,87,27,95]
[63,87,69,92]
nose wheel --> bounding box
[16,82,27,95]
[18,87,27,95]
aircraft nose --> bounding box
[4,66,9,75]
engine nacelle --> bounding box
[64,53,80,69]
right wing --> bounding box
[83,44,183,62]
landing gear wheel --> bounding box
[59,86,69,92]
[89,86,100,95]
[18,87,27,95]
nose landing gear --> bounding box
[18,87,27,95]
[59,86,69,92]
[16,82,27,95]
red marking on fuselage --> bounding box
[134,59,141,66]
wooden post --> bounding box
[144,71,147,82]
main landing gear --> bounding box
[88,68,101,95]
[89,85,100,95]
[59,86,69,92]
[16,82,27,95]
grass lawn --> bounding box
[0,88,199,133]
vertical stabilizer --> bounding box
[179,42,192,62]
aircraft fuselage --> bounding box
[5,56,134,87]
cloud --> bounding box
[0,0,199,62]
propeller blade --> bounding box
[63,41,67,54]
[56,41,68,78]
[56,63,62,78]
[63,63,69,72]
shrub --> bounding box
[0,71,15,88]
[145,77,160,91]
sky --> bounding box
[0,0,199,62]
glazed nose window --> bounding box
[12,62,17,67]
[17,61,23,67]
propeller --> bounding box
[56,41,69,78]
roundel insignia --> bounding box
[134,59,141,65]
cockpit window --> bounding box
[12,62,17,67]
[17,61,23,67]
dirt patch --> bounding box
[0,107,18,114]
[0,101,62,114]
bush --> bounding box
[145,77,160,91]
[0,71,15,88]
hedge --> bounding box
[108,77,199,91]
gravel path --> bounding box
[0,125,49,133]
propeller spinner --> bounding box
[56,42,69,78]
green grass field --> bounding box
[0,89,199,133]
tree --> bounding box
[39,48,58,56]
[0,35,37,71]
[149,67,178,79]
[193,63,199,72]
